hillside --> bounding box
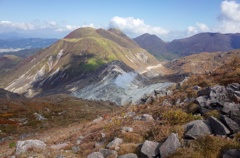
[134,33,177,60]
[0,55,23,83]
[165,50,240,75]
[0,51,239,157]
[134,32,240,59]
[2,27,167,99]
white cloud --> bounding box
[66,25,79,31]
[221,0,240,22]
[82,23,95,28]
[47,21,57,27]
[0,20,35,30]
[109,16,169,37]
[55,23,95,32]
[187,26,198,35]
[217,0,240,33]
[187,22,209,36]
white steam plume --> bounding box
[114,72,137,89]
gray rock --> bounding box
[142,114,154,121]
[106,137,123,150]
[72,145,80,154]
[184,120,212,139]
[159,133,181,158]
[133,114,154,121]
[124,112,136,118]
[227,83,240,102]
[208,116,230,135]
[197,87,211,96]
[15,139,46,155]
[195,85,234,114]
[141,140,160,157]
[162,99,172,106]
[99,148,118,158]
[87,152,104,158]
[195,96,209,113]
[220,115,240,133]
[118,153,138,158]
[222,102,240,115]
[222,149,240,158]
[145,96,154,105]
[121,127,133,133]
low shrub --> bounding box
[162,109,198,125]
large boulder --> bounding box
[15,139,46,155]
[208,116,230,135]
[87,152,104,158]
[159,133,181,158]
[141,140,160,157]
[183,120,212,139]
[99,148,118,158]
[220,115,240,133]
[222,149,240,158]
[118,153,138,158]
[222,102,240,115]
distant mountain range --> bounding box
[134,32,240,60]
[0,38,58,50]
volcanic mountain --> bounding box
[3,27,169,103]
[134,32,240,59]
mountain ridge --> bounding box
[3,27,166,99]
[134,32,240,59]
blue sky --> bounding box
[1,0,240,41]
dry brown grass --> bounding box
[171,135,240,158]
[122,132,144,143]
[118,143,139,156]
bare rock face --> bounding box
[15,139,46,155]
[159,133,181,158]
[208,116,230,135]
[141,140,160,157]
[220,115,240,134]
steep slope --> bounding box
[3,27,166,98]
[134,32,240,58]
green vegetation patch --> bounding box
[83,57,107,71]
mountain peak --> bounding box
[64,27,98,39]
